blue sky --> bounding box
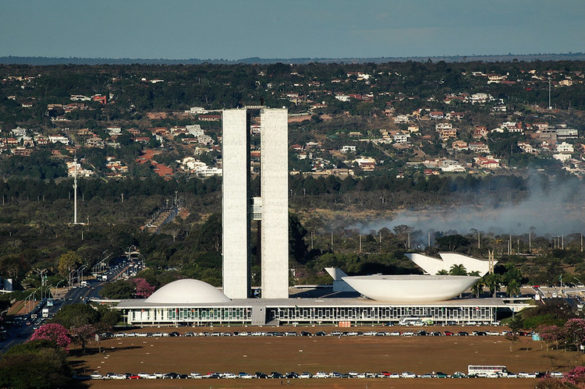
[1,0,583,59]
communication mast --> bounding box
[548,76,552,110]
[73,157,78,225]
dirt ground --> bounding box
[69,325,582,388]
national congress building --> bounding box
[114,107,529,326]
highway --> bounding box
[0,256,142,354]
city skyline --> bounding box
[0,0,583,60]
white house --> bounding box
[340,145,357,153]
[556,142,574,154]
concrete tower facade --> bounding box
[222,109,250,299]
[260,109,289,298]
[221,108,288,299]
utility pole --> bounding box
[508,234,512,255]
[528,231,532,253]
[477,231,481,249]
[379,231,382,252]
[428,232,431,248]
[407,232,411,250]
[358,235,362,253]
[330,232,334,251]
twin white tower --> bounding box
[222,108,289,299]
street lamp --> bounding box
[77,265,87,286]
[68,269,77,287]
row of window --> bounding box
[126,306,495,324]
[273,306,494,322]
[130,307,252,322]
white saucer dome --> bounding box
[342,274,479,303]
[145,279,230,304]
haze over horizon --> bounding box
[1,0,583,60]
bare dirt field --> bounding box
[69,325,581,388]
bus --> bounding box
[468,365,507,377]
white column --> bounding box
[260,108,289,298]
[222,109,250,299]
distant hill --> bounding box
[1,53,584,65]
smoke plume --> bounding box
[351,173,585,237]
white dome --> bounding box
[145,279,230,304]
[342,274,479,303]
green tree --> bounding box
[52,303,99,328]
[484,273,501,297]
[436,235,470,251]
[57,251,82,278]
[449,264,468,275]
[289,214,308,264]
[0,346,72,389]
[100,280,135,299]
[507,279,520,297]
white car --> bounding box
[314,372,328,378]
[90,374,103,380]
[518,372,537,378]
[299,372,312,379]
[389,373,400,378]
[550,372,563,378]
[401,372,417,378]
[189,373,202,379]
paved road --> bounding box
[0,280,103,354]
[0,257,141,354]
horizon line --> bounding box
[1,52,584,65]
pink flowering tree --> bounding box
[69,324,96,354]
[30,323,71,349]
[566,366,585,386]
[563,318,585,351]
[538,325,563,351]
[132,277,155,298]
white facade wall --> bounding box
[260,109,289,298]
[439,253,494,276]
[222,109,250,299]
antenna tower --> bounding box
[73,157,78,225]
